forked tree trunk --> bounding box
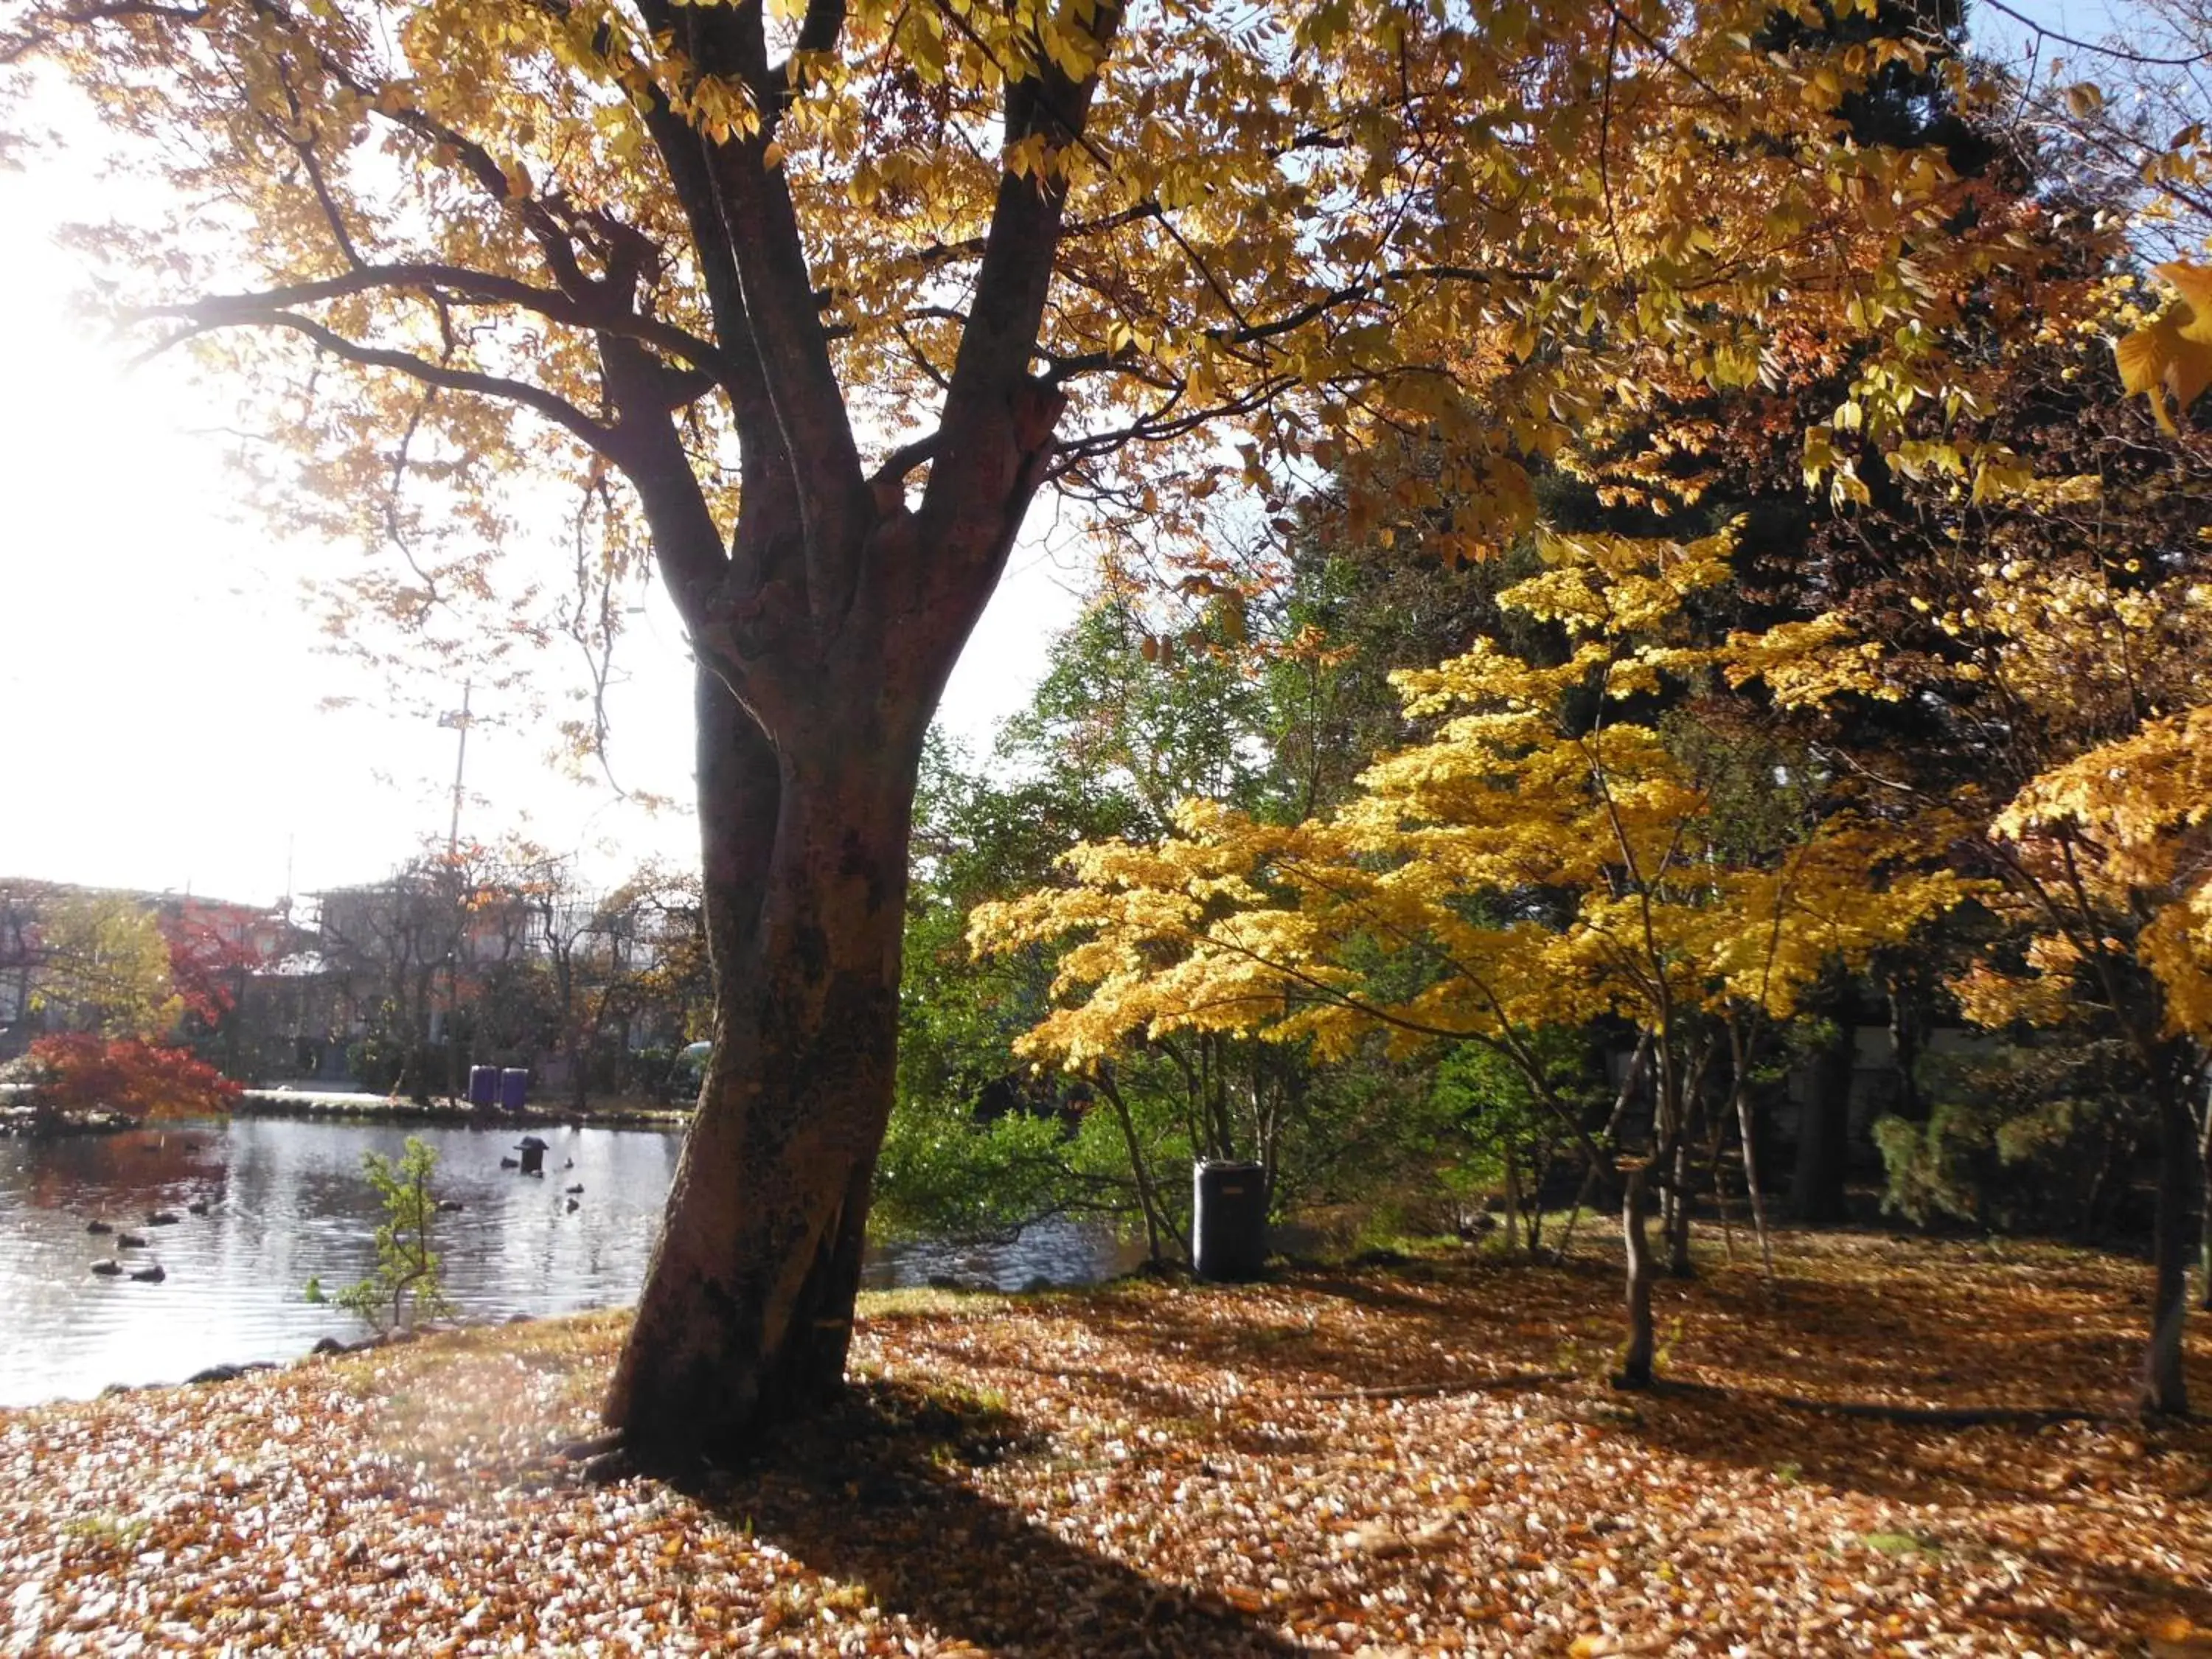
[582,0,1107,1455]
[605,666,928,1460]
[2142,1087,2195,1415]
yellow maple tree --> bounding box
[1924,549,2212,1413]
[978,524,1962,1383]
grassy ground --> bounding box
[2,1228,2208,1656]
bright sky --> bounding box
[0,0,2136,908]
[0,146,1085,909]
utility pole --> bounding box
[439,680,473,858]
[435,679,473,1102]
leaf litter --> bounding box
[1,1229,2206,1656]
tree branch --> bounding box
[919,0,1126,549]
[212,307,621,456]
[139,265,731,383]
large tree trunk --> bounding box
[580,0,1106,1460]
[606,665,928,1460]
[1792,1004,1855,1223]
[2142,1086,2195,1415]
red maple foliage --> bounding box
[26,1034,241,1122]
[159,908,265,1027]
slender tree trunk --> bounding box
[1554,1031,1650,1264]
[1615,1164,1656,1389]
[2142,1086,2194,1415]
[1526,1148,1551,1256]
[606,667,923,1459]
[1728,1024,1776,1282]
[1882,961,1927,1122]
[1503,1140,1521,1259]
[2078,1119,2118,1239]
[1663,1136,1694,1277]
[1735,1085,1775,1282]
[1097,1066,1184,1265]
[2197,1090,2211,1313]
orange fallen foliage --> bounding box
[1,1229,2206,1655]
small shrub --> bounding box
[1874,1041,2149,1235]
[338,1136,456,1335]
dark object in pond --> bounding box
[566,1197,580,1213]
[565,1183,583,1194]
[499,1155,520,1169]
[86,1220,113,1236]
[187,1200,210,1216]
[437,1199,465,1212]
[116,1232,148,1250]
[128,1263,166,1284]
[515,1136,549,1176]
[90,1259,122,1277]
[146,1210,181,1226]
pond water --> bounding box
[0,1116,1142,1408]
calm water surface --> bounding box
[0,1116,1139,1408]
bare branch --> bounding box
[138,264,731,383]
[209,307,622,455]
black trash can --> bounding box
[515,1135,549,1176]
[1192,1159,1268,1281]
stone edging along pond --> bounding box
[94,1311,556,1400]
[0,1086,692,1137]
[230,1090,691,1131]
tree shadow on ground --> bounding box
[964,1349,1332,1458]
[1054,1260,1607,1396]
[684,1378,1298,1658]
[1621,1399,2212,1652]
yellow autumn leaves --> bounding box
[973,526,1964,1074]
[2115,262,2212,433]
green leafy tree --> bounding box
[33,893,182,1041]
[338,1137,456,1336]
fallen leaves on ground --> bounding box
[1,1228,2207,1656]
